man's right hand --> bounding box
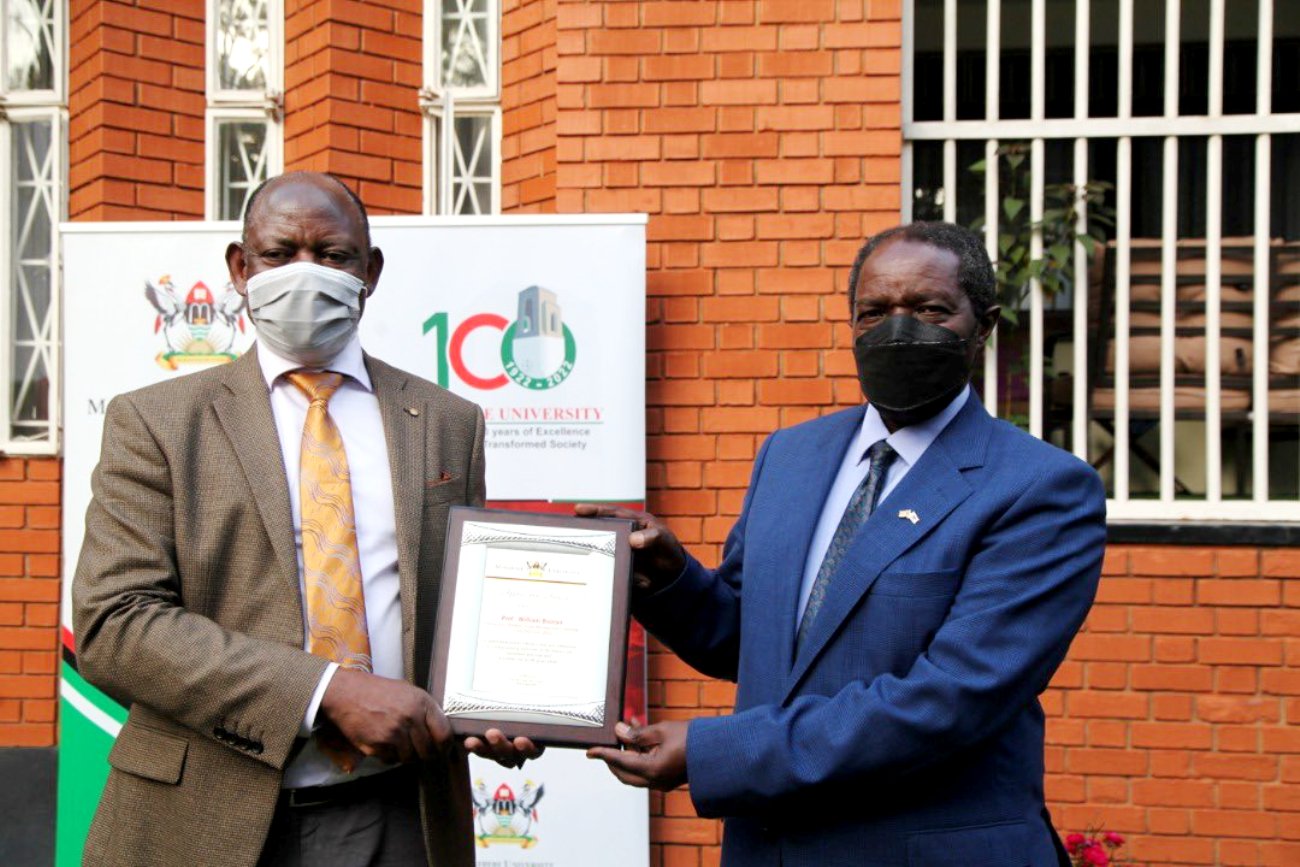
[318,668,454,765]
[574,504,686,594]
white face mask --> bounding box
[245,261,366,367]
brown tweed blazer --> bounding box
[73,347,480,867]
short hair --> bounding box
[241,172,372,248]
[847,222,997,317]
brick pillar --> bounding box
[501,0,557,212]
[68,0,206,219]
[548,1,903,862]
[0,458,61,747]
[283,0,424,214]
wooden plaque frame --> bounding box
[429,506,634,747]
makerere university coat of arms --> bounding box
[145,275,247,369]
[472,779,546,848]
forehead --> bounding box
[247,179,364,242]
[856,238,962,297]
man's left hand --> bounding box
[586,720,689,791]
[464,729,545,769]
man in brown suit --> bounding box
[73,172,537,866]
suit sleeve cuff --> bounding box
[300,663,339,737]
[685,714,735,818]
[632,555,709,626]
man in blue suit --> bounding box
[585,222,1106,866]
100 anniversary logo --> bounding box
[425,285,576,391]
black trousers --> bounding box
[257,768,428,867]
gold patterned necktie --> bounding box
[286,370,370,770]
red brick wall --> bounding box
[0,458,60,748]
[549,0,903,577]
[283,0,424,214]
[68,0,206,219]
[1046,547,1300,865]
[501,0,558,211]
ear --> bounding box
[975,304,1000,345]
[226,242,250,297]
[365,246,385,298]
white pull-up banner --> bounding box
[57,215,649,867]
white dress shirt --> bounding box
[258,336,404,789]
[796,386,972,626]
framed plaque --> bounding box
[430,506,635,747]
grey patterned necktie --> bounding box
[796,439,898,653]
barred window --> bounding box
[422,0,501,215]
[206,0,282,220]
[904,0,1300,521]
[1,0,64,452]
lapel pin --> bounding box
[406,406,421,417]
[898,509,920,525]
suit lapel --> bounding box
[213,348,301,607]
[781,396,991,702]
[760,407,866,675]
[367,355,428,682]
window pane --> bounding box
[8,119,56,441]
[910,140,944,221]
[912,0,943,121]
[6,0,56,91]
[1045,0,1076,119]
[217,119,270,220]
[1089,0,1118,118]
[1274,1,1300,113]
[955,0,987,121]
[999,0,1031,120]
[1180,0,1210,116]
[442,0,492,90]
[1271,133,1300,499]
[1223,0,1258,115]
[1130,0,1165,117]
[451,113,494,215]
[218,0,270,92]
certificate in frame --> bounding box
[430,506,634,747]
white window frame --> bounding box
[426,0,499,101]
[902,0,1300,522]
[422,0,502,215]
[205,0,283,220]
[1,0,67,454]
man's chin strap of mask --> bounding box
[853,314,972,425]
[247,261,366,368]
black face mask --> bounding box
[853,315,972,425]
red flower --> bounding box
[1083,845,1110,866]
[1066,833,1086,854]
[1104,831,1125,848]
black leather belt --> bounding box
[280,765,415,809]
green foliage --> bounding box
[969,143,1115,327]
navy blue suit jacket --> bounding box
[636,394,1106,867]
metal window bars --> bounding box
[206,0,282,221]
[902,0,1300,520]
[422,0,501,216]
[0,0,63,451]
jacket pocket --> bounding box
[872,568,962,598]
[907,820,1030,867]
[423,480,464,507]
[108,721,188,785]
